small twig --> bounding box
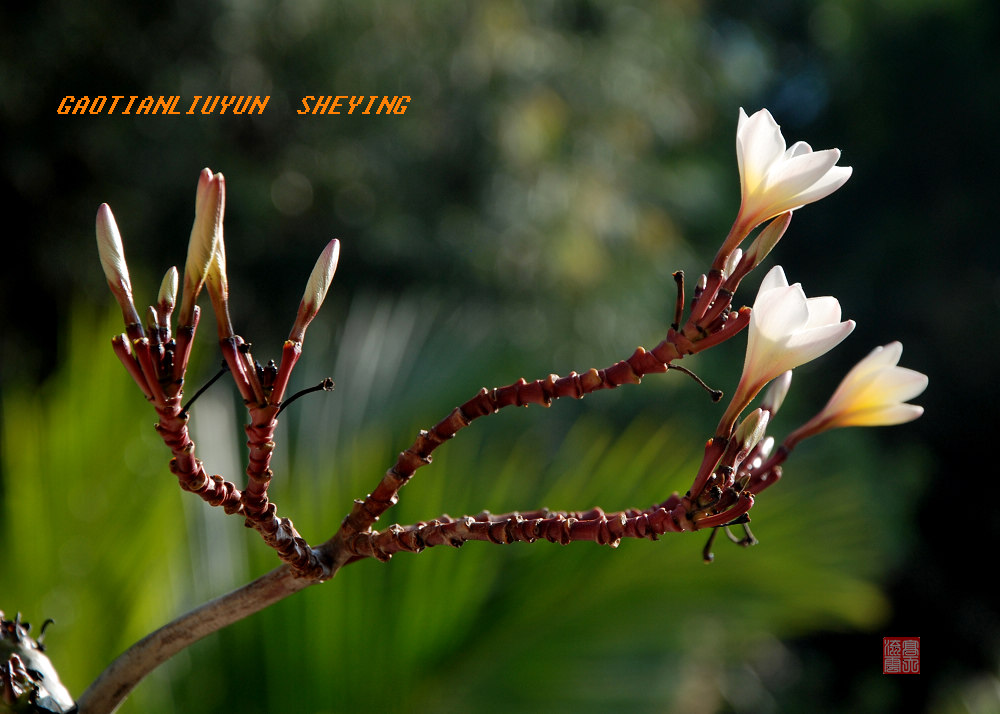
[276,378,335,416]
[671,270,685,330]
[667,364,724,402]
[702,527,719,563]
[181,361,230,413]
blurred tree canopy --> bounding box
[1,0,996,711]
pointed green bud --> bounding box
[178,169,224,326]
[733,407,769,453]
[289,239,340,343]
[158,266,178,311]
[745,211,792,268]
[96,203,141,327]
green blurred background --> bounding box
[1,1,995,712]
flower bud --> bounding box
[158,266,178,312]
[205,232,234,338]
[760,370,792,415]
[724,248,743,280]
[733,408,769,453]
[178,169,224,326]
[745,211,792,269]
[96,203,141,327]
[289,239,340,343]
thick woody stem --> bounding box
[76,565,315,714]
[155,397,323,575]
[237,400,323,575]
[153,401,243,513]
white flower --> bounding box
[720,265,855,432]
[735,108,852,234]
[794,343,927,439]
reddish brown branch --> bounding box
[337,492,755,564]
[320,320,754,573]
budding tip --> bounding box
[159,266,179,308]
[302,239,341,308]
[96,202,130,284]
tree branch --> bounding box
[74,565,317,714]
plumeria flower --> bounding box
[719,265,855,433]
[785,342,927,447]
[721,108,852,258]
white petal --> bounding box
[764,149,842,194]
[758,265,789,294]
[854,342,904,375]
[857,368,929,407]
[752,285,810,339]
[783,141,814,159]
[803,295,843,328]
[780,319,855,367]
[739,109,787,188]
[780,166,853,209]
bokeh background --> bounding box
[2,1,996,712]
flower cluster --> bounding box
[686,109,926,548]
[92,108,927,574]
